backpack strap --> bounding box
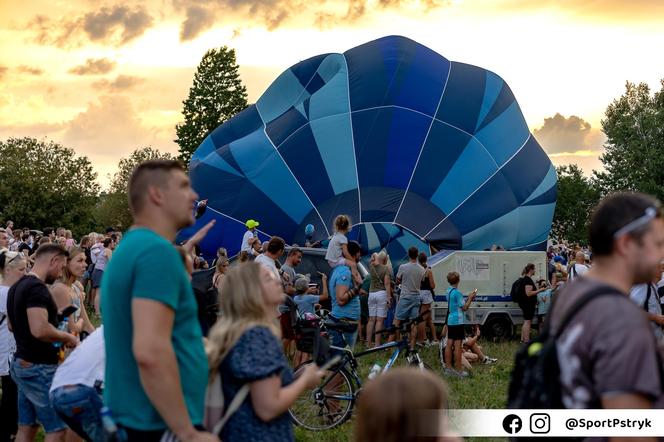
[212,383,250,435]
[551,284,624,338]
[644,284,653,311]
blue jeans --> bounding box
[50,385,104,442]
[10,358,66,433]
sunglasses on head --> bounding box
[613,206,662,239]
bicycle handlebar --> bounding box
[374,310,431,337]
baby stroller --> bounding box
[294,312,331,366]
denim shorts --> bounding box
[50,384,104,442]
[395,294,421,321]
[10,358,66,433]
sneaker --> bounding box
[455,370,470,378]
[442,367,456,376]
[483,356,498,365]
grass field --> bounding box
[294,339,519,442]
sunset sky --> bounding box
[1,0,663,188]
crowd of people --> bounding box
[1,158,664,442]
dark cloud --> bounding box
[533,113,604,155]
[17,66,44,76]
[82,5,153,44]
[175,0,449,40]
[68,58,116,76]
[92,75,145,91]
[180,5,216,41]
[26,5,153,48]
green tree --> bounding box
[594,80,664,200]
[551,164,600,244]
[94,147,174,231]
[175,46,248,165]
[0,137,99,237]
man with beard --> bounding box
[7,244,77,442]
[550,193,664,413]
[102,160,217,442]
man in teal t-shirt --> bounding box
[102,160,217,442]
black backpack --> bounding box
[508,285,622,409]
[510,277,525,303]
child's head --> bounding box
[354,368,452,442]
[334,214,351,233]
[447,271,460,286]
[294,275,310,295]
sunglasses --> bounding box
[613,206,662,238]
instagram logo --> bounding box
[530,413,551,434]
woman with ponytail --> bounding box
[0,250,27,441]
[206,262,323,441]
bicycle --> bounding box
[288,312,433,431]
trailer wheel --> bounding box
[482,314,513,340]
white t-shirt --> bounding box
[568,263,589,280]
[241,230,256,253]
[325,233,348,263]
[50,326,105,392]
[254,254,280,279]
[629,283,663,342]
[0,285,16,376]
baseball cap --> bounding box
[245,219,260,229]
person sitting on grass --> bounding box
[441,325,497,371]
[443,271,477,378]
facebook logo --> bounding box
[502,414,523,434]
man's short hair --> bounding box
[288,247,302,257]
[266,236,286,254]
[408,246,419,260]
[347,240,361,258]
[34,244,68,260]
[589,192,662,257]
[43,227,54,237]
[128,160,186,215]
[447,271,460,285]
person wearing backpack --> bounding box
[509,192,664,413]
[206,262,324,441]
[517,263,547,343]
[629,271,664,345]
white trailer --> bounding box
[428,250,547,339]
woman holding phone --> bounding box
[206,263,325,441]
[443,271,477,378]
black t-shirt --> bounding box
[522,276,537,307]
[7,275,59,364]
[17,242,31,254]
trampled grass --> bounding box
[294,339,519,442]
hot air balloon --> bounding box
[180,35,557,263]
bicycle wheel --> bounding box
[289,360,356,431]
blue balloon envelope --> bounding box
[181,35,557,262]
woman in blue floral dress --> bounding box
[206,262,323,441]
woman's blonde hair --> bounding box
[206,262,280,380]
[0,249,26,285]
[61,247,85,283]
